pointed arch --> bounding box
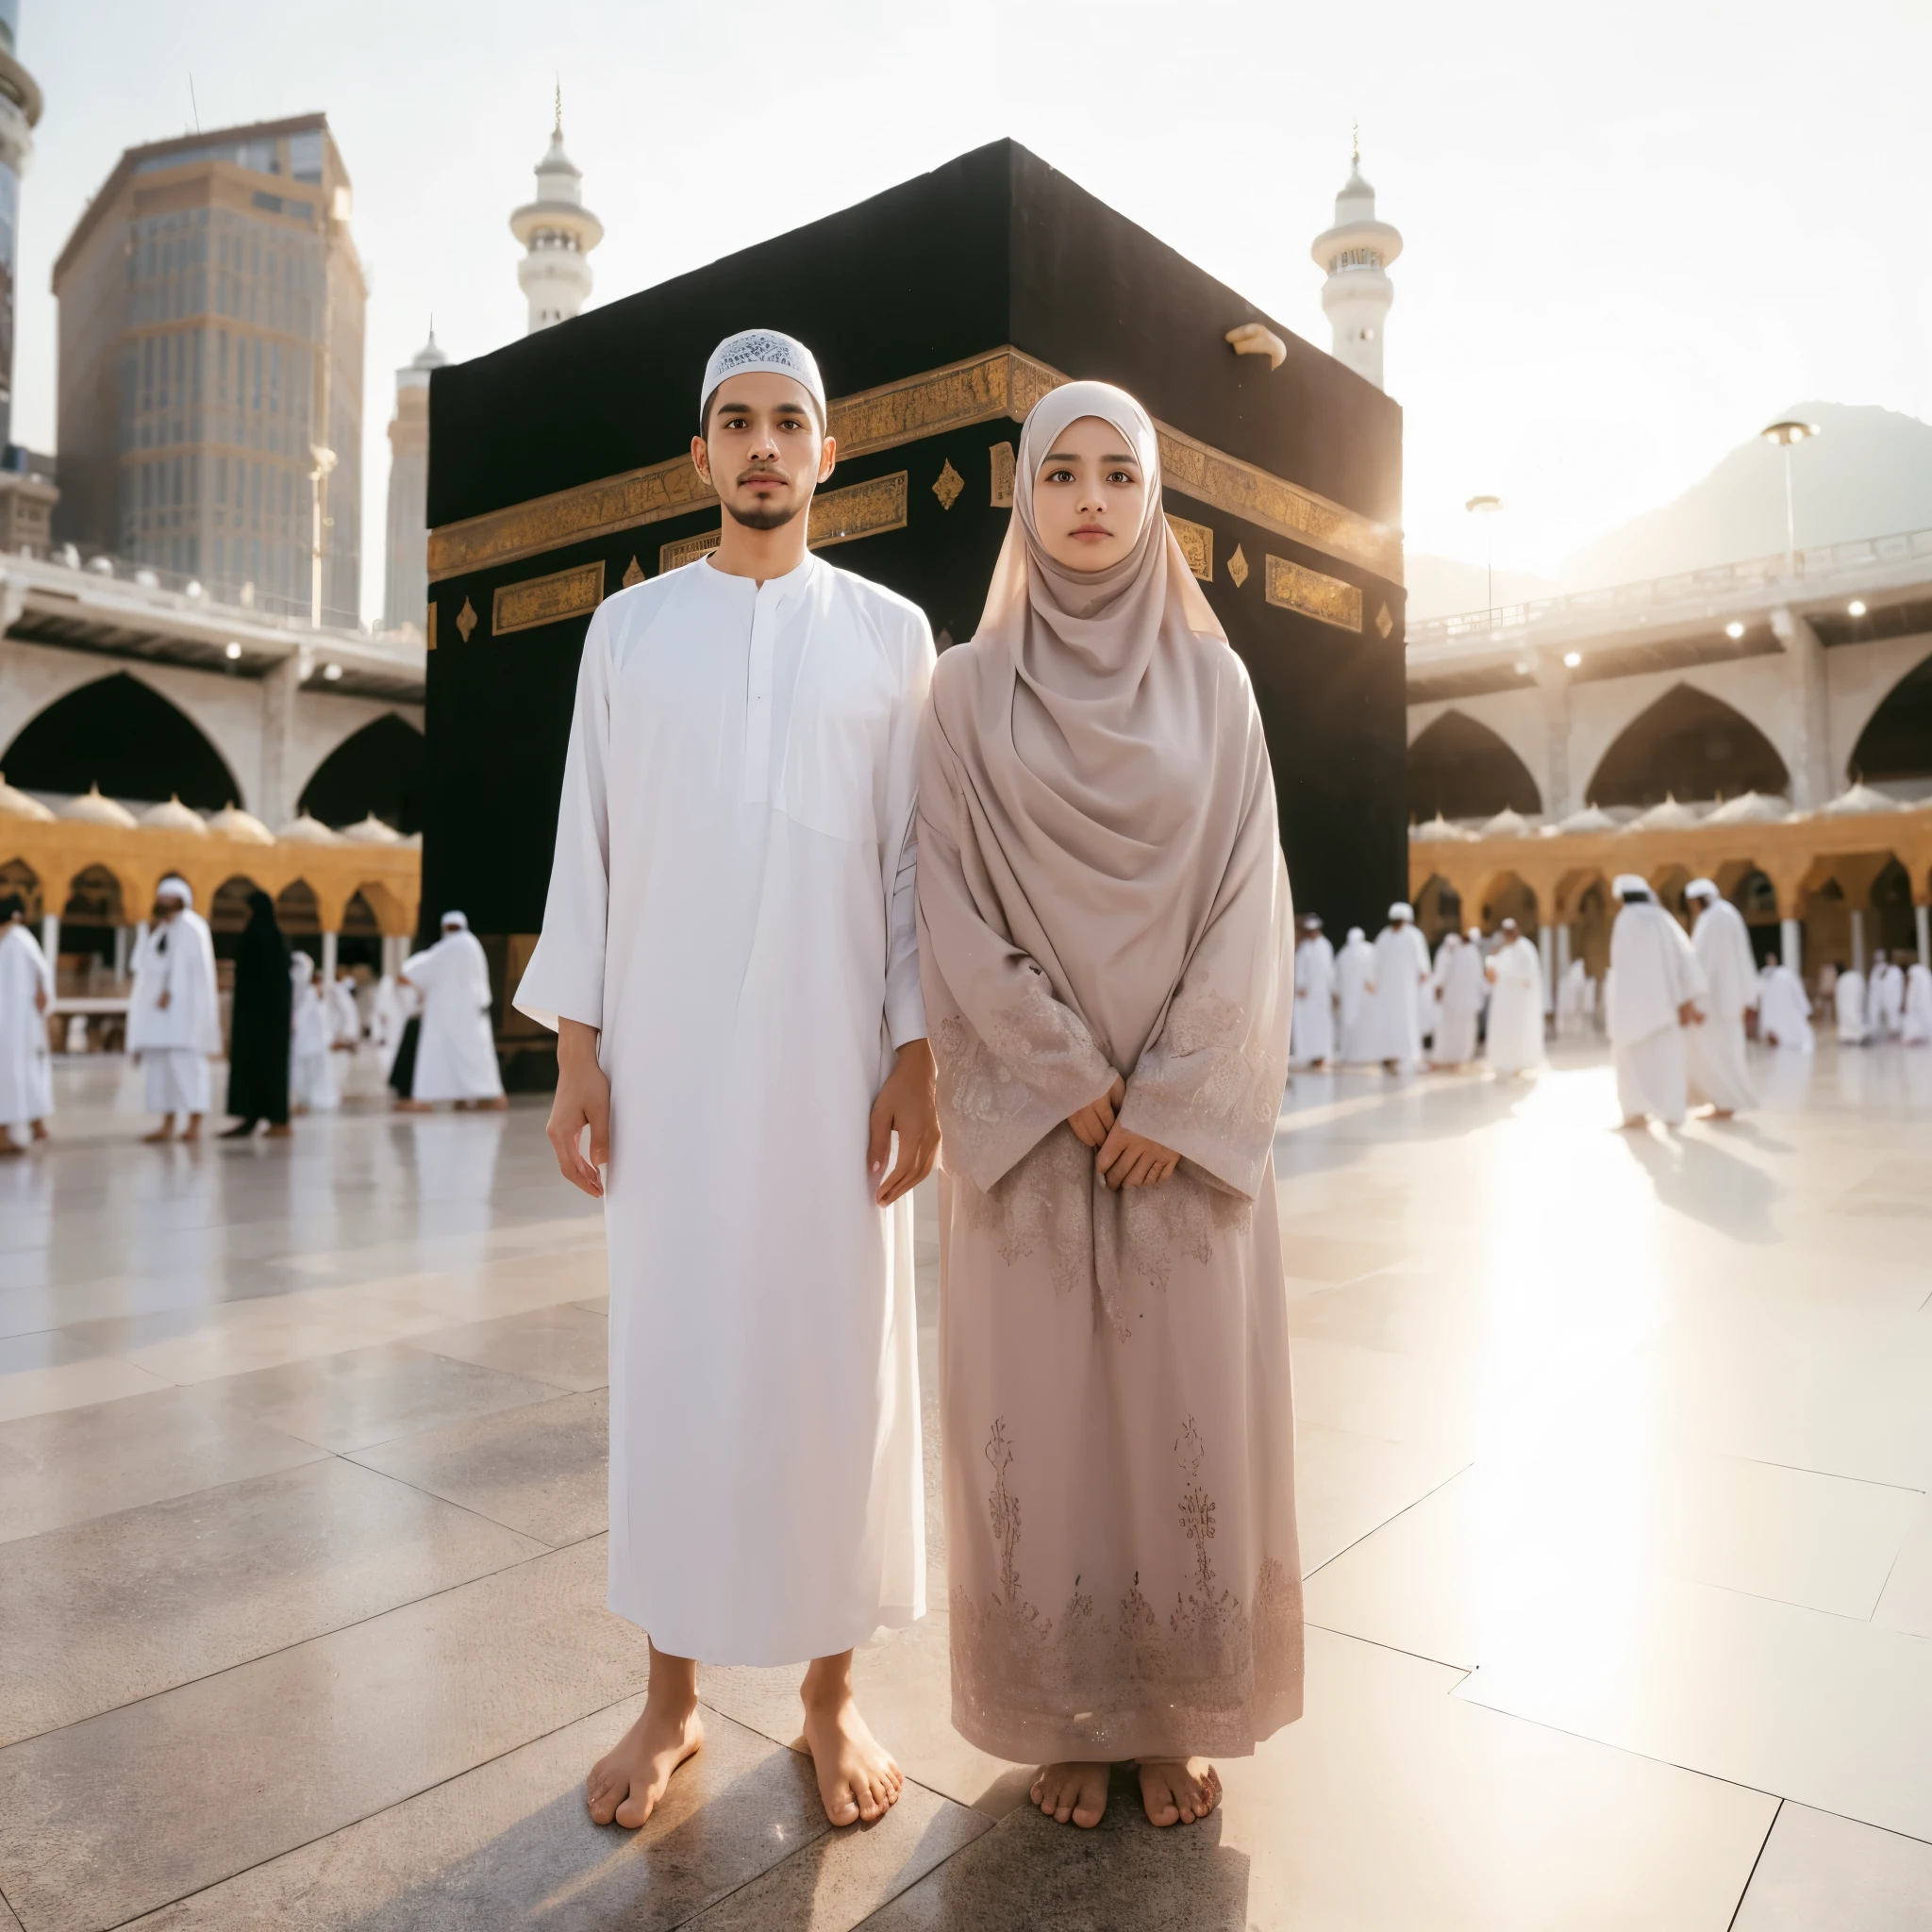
[1847,649,1932,784]
[297,713,425,833]
[1,673,242,810]
[1586,683,1789,809]
[1407,709,1541,821]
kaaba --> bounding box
[424,139,1405,1081]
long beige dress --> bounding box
[917,380,1303,1766]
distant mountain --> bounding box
[1403,553,1560,624]
[1558,403,1932,591]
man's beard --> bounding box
[723,492,803,533]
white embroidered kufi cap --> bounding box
[1685,877,1718,899]
[699,329,826,425]
[1388,901,1414,920]
[441,910,469,930]
[156,874,193,908]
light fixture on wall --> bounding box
[1725,621,1745,640]
[1562,651,1582,668]
[224,641,242,660]
[322,662,343,682]
[1847,599,1867,617]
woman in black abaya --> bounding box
[221,891,293,1137]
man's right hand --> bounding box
[547,1017,610,1197]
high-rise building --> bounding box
[51,113,366,625]
[511,102,602,334]
[382,328,445,632]
[1310,142,1402,392]
[0,0,42,454]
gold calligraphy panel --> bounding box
[428,345,1402,587]
[1264,554,1362,633]
[1166,514,1213,582]
[653,472,911,578]
[990,441,1016,508]
[658,529,722,574]
[491,559,606,637]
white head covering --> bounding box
[1467,925,1482,941]
[699,329,826,426]
[156,874,193,909]
[1686,878,1718,901]
[1346,926,1365,942]
[1613,874,1651,899]
[1389,901,1413,921]
[441,910,468,931]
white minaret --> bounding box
[510,92,603,333]
[1310,134,1402,391]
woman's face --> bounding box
[1031,415,1148,574]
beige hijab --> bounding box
[919,381,1291,1206]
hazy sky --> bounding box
[17,0,1931,625]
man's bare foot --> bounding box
[586,1700,702,1829]
[1137,1757,1221,1826]
[181,1115,203,1142]
[29,1120,48,1141]
[1031,1760,1109,1827]
[142,1123,175,1143]
[1617,1115,1648,1131]
[392,1098,431,1112]
[0,1134,22,1157]
[265,1123,292,1138]
[800,1660,902,1826]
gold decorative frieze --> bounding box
[1375,601,1394,639]
[1166,513,1213,582]
[1265,554,1362,632]
[932,459,964,510]
[1227,544,1250,589]
[990,441,1016,508]
[809,470,908,548]
[659,529,721,574]
[456,595,478,642]
[491,559,606,637]
[622,555,645,587]
[425,602,438,650]
[427,344,1402,587]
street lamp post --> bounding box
[1760,419,1820,579]
[1465,494,1504,627]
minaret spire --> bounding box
[511,92,604,333]
[1310,139,1402,391]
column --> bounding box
[112,924,131,979]
[320,928,339,985]
[1532,657,1575,822]
[1916,903,1929,970]
[1536,924,1556,1012]
[1781,916,1803,978]
[383,933,406,979]
[257,655,303,829]
[41,912,58,974]
[1771,607,1833,809]
[1850,908,1867,975]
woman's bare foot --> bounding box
[1136,1758,1221,1826]
[1031,1760,1110,1827]
[586,1699,702,1829]
[800,1654,902,1826]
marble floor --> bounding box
[2,1042,1930,1930]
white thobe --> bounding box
[1362,923,1431,1065]
[126,911,220,1115]
[1871,963,1906,1039]
[1607,904,1707,1125]
[1903,964,1932,1044]
[1431,938,1486,1065]
[1687,899,1758,1112]
[1836,970,1868,1045]
[1759,967,1814,1051]
[514,553,933,1665]
[291,971,340,1112]
[370,974,414,1074]
[1484,937,1546,1074]
[0,923,53,1128]
[329,976,362,1046]
[1335,936,1375,1061]
[404,930,505,1103]
[1291,935,1336,1065]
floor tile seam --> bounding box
[1302,1617,1474,1676]
[0,1533,575,1755]
[1296,1457,1475,1583]
[332,1441,605,1551]
[1723,1799,1781,1932]
[1691,1449,1929,1501]
[89,1683,665,1932]
[263,1375,594,1460]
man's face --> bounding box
[692,373,834,533]
[1501,920,1518,941]
[155,894,184,921]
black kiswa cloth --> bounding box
[224,891,291,1125]
[388,1016,422,1099]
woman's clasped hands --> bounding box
[1066,1074,1180,1190]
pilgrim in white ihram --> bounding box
[1335,925,1375,1062]
[403,913,506,1108]
[0,897,52,1151]
[1607,875,1707,1126]
[515,329,934,1676]
[1870,953,1906,1040]
[1683,879,1757,1115]
[1291,915,1336,1066]
[1363,901,1431,1068]
[1430,928,1487,1067]
[126,875,222,1139]
[1835,966,1868,1045]
[1483,919,1546,1075]
[1758,957,1814,1052]
[289,953,340,1113]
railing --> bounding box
[1408,525,1932,649]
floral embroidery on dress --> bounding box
[958,1128,1094,1296]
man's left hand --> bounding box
[870,1039,940,1207]
[1679,1000,1705,1026]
